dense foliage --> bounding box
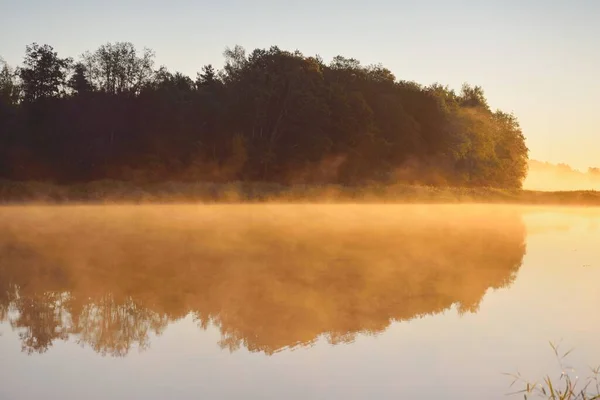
[0,43,528,187]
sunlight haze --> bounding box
[2,3,600,397]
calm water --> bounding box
[0,204,599,400]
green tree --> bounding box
[489,111,529,188]
[459,83,490,110]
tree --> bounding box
[18,43,71,102]
[489,111,529,188]
[0,42,529,188]
[221,45,247,84]
[0,58,21,105]
[197,64,218,87]
[68,62,93,95]
[459,83,489,110]
[83,42,155,94]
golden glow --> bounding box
[1,204,525,355]
[524,160,600,191]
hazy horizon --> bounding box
[523,159,600,191]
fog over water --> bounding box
[0,204,599,400]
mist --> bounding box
[523,160,600,191]
[1,204,527,355]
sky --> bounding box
[1,0,598,170]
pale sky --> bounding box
[1,0,598,170]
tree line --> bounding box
[0,43,529,187]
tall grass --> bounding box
[505,342,600,400]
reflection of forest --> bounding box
[0,205,526,356]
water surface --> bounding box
[0,204,599,399]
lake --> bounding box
[1,204,599,399]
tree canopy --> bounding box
[0,43,529,188]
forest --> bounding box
[0,43,529,188]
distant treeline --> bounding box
[0,43,528,187]
[524,160,600,191]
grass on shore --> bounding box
[1,179,600,205]
[506,342,600,400]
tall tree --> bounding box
[83,42,155,94]
[197,64,218,87]
[0,58,21,105]
[18,43,71,102]
[68,62,93,95]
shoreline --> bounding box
[2,180,600,206]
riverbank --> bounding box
[1,179,600,205]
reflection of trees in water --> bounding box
[74,294,169,357]
[0,239,74,353]
[0,286,9,323]
[0,205,527,356]
[0,284,168,356]
[10,291,71,354]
